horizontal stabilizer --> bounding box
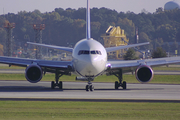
[106,42,149,53]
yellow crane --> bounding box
[102,26,129,59]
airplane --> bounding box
[0,0,180,92]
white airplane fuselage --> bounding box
[72,39,107,77]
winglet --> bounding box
[86,0,91,40]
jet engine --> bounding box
[135,65,154,83]
[25,64,43,83]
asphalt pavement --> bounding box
[0,81,179,102]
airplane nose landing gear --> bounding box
[86,78,94,92]
[86,82,94,91]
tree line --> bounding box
[0,7,180,55]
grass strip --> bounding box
[0,65,180,71]
[0,66,25,70]
[153,67,180,71]
[0,101,179,120]
[0,73,180,84]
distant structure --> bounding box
[4,22,15,57]
[102,26,129,59]
[164,1,180,10]
[135,27,139,44]
[33,24,45,59]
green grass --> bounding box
[153,66,180,71]
[0,65,25,70]
[0,101,179,120]
[0,73,180,84]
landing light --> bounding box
[106,64,112,70]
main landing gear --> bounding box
[51,70,63,89]
[114,69,127,90]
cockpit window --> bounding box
[96,51,102,55]
[84,51,90,54]
[78,50,102,55]
[91,51,96,54]
[78,50,83,55]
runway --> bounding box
[0,81,180,102]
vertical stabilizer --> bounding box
[86,0,91,40]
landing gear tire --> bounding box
[58,81,63,89]
[114,81,127,90]
[122,81,126,90]
[51,81,55,89]
[86,85,94,92]
[115,81,119,90]
[86,85,89,91]
[89,85,94,91]
[51,81,63,89]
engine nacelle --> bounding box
[135,65,154,83]
[25,64,43,83]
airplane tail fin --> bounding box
[86,0,91,40]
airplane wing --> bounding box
[106,42,149,53]
[27,42,73,52]
[0,56,73,72]
[107,56,180,73]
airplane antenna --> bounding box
[86,0,91,40]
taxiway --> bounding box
[0,81,179,101]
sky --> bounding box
[0,0,180,15]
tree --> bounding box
[141,8,149,14]
[155,7,164,14]
[1,6,180,56]
[156,24,177,42]
[116,17,135,43]
[0,44,3,56]
[139,32,152,50]
[151,47,167,58]
[123,48,138,60]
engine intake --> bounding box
[135,65,154,83]
[25,64,43,83]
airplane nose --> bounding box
[84,56,104,75]
[83,56,98,67]
[74,55,106,77]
